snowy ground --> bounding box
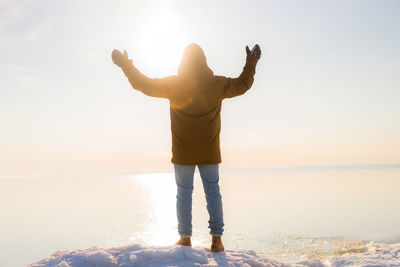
[29,242,400,267]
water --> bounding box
[1,168,400,266]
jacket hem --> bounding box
[171,158,222,166]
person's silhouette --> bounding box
[112,43,260,252]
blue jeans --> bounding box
[174,164,224,237]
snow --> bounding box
[28,244,286,267]
[29,242,400,267]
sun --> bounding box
[134,4,189,77]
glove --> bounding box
[246,44,261,60]
[112,49,130,68]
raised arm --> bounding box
[222,44,261,99]
[112,49,179,99]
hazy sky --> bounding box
[1,0,399,174]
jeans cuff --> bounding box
[210,233,223,237]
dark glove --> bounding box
[112,49,130,68]
[246,44,261,60]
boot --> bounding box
[211,235,224,252]
[175,236,192,246]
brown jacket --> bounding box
[121,44,258,165]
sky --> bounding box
[0,0,399,175]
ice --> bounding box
[29,242,400,267]
[325,242,400,267]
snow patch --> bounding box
[29,242,400,267]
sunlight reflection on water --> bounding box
[133,173,178,246]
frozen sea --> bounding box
[1,166,400,266]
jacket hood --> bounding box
[178,43,213,81]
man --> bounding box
[112,43,260,252]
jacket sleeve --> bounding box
[121,60,179,99]
[222,55,258,99]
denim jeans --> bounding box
[174,164,224,237]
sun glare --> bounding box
[134,4,188,76]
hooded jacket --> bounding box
[121,43,258,165]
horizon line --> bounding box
[0,163,399,179]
